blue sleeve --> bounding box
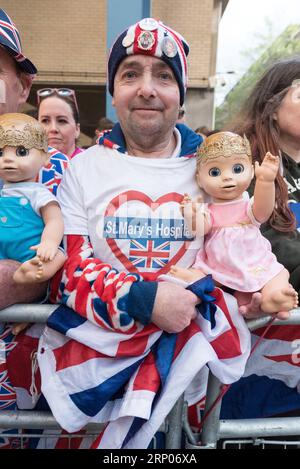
[127,281,158,325]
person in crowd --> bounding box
[92,116,115,144]
[51,18,203,334]
[195,125,211,139]
[177,104,186,123]
[234,57,300,296]
[95,116,115,136]
[37,88,83,159]
[0,8,69,310]
[36,18,254,447]
[170,131,297,316]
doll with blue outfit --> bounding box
[0,113,65,333]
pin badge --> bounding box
[122,31,134,48]
[138,18,158,31]
[138,30,155,50]
[162,36,178,58]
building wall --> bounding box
[152,0,219,88]
[152,0,223,128]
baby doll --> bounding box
[0,113,66,332]
[170,131,298,314]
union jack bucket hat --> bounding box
[108,18,189,105]
[0,9,37,75]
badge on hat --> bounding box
[138,18,158,31]
[138,30,155,51]
[162,36,178,58]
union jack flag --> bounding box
[37,147,69,195]
[0,326,19,449]
[129,239,170,269]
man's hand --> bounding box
[151,282,198,333]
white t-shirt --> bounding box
[57,143,203,279]
[1,182,58,215]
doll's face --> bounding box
[0,145,49,183]
[196,153,254,203]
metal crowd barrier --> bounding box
[0,304,184,449]
[184,310,300,449]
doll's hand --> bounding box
[254,152,279,182]
[30,241,58,262]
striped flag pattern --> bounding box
[37,290,250,449]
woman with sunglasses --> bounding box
[37,88,83,159]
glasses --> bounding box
[37,88,79,114]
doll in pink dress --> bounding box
[171,131,298,314]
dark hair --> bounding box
[195,125,210,136]
[38,94,80,124]
[234,57,300,232]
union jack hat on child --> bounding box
[0,8,37,75]
[108,18,189,105]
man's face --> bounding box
[0,47,31,115]
[112,55,180,146]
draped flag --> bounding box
[37,289,250,449]
[245,325,300,388]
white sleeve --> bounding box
[30,185,59,214]
[57,164,89,235]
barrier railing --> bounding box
[0,304,183,449]
[184,310,300,449]
[2,306,300,449]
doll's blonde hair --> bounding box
[0,113,48,153]
[197,131,252,169]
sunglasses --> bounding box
[37,88,79,114]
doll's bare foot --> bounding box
[239,292,290,320]
[239,292,263,318]
[13,256,44,284]
[261,285,298,314]
[169,266,206,283]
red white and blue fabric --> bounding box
[190,324,300,427]
[37,288,250,449]
[37,147,69,196]
[0,9,37,74]
[36,122,249,449]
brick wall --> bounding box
[2,0,225,128]
[152,0,220,87]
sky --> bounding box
[215,0,300,104]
